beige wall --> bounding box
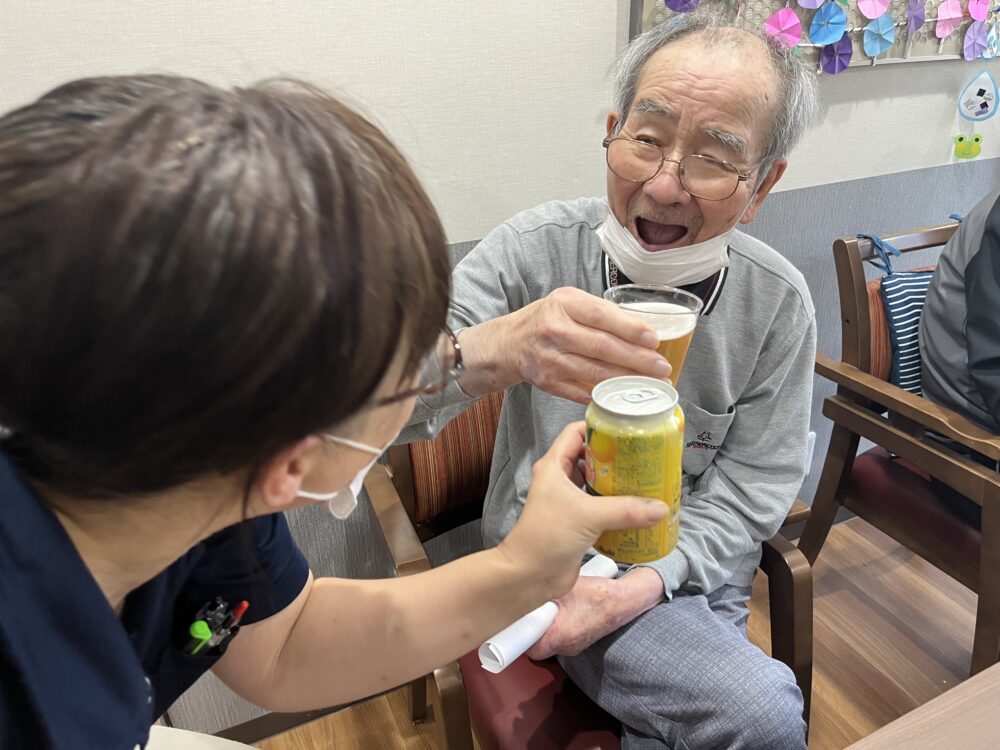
[4,2,999,243]
[782,59,1000,193]
[0,0,628,244]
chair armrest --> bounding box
[759,532,813,729]
[781,499,810,528]
[760,532,810,582]
[428,662,474,750]
[364,464,431,577]
[816,351,1000,461]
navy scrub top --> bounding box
[0,450,310,749]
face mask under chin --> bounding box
[597,193,757,288]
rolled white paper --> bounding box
[478,553,620,674]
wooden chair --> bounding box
[365,390,814,749]
[797,224,1000,676]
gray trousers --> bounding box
[558,585,806,750]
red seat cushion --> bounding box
[457,651,621,750]
[848,447,981,568]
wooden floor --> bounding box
[257,520,979,750]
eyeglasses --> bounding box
[374,327,464,406]
[602,136,753,201]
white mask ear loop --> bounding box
[297,435,389,518]
[321,434,383,456]
[740,181,761,221]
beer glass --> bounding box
[603,284,703,385]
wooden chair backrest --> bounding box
[833,223,958,378]
[388,391,505,533]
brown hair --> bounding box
[0,75,449,497]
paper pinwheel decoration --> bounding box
[936,0,964,40]
[863,15,896,57]
[810,2,848,46]
[797,0,825,8]
[969,0,990,22]
[665,0,700,12]
[764,8,803,50]
[821,34,853,74]
[907,0,926,35]
[966,21,990,61]
[858,0,891,20]
[958,70,999,122]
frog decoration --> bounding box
[954,134,984,159]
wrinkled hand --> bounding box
[460,287,670,404]
[498,422,669,600]
[525,566,665,660]
[525,576,625,659]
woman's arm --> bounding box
[213,422,666,710]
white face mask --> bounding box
[298,435,390,520]
[596,205,748,288]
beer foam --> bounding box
[620,301,697,338]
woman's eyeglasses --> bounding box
[374,327,464,406]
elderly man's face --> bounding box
[606,35,786,251]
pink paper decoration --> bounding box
[763,8,803,50]
[858,0,891,20]
[936,0,964,39]
[969,0,989,22]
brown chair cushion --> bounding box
[408,391,505,523]
[847,447,981,570]
[457,651,621,750]
[866,278,892,382]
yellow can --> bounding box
[584,376,684,564]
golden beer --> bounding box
[584,376,684,564]
[603,285,702,385]
[621,301,698,383]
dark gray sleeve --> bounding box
[965,196,1000,425]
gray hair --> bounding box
[612,10,819,185]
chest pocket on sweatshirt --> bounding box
[681,399,736,478]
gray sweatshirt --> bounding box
[401,197,816,597]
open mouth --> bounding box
[634,217,689,251]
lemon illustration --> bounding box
[589,430,618,463]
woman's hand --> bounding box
[498,421,668,600]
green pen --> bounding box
[186,619,213,654]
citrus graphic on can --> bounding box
[584,376,683,564]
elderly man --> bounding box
[403,12,818,749]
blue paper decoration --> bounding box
[863,15,896,58]
[810,3,848,46]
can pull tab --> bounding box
[622,388,660,404]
